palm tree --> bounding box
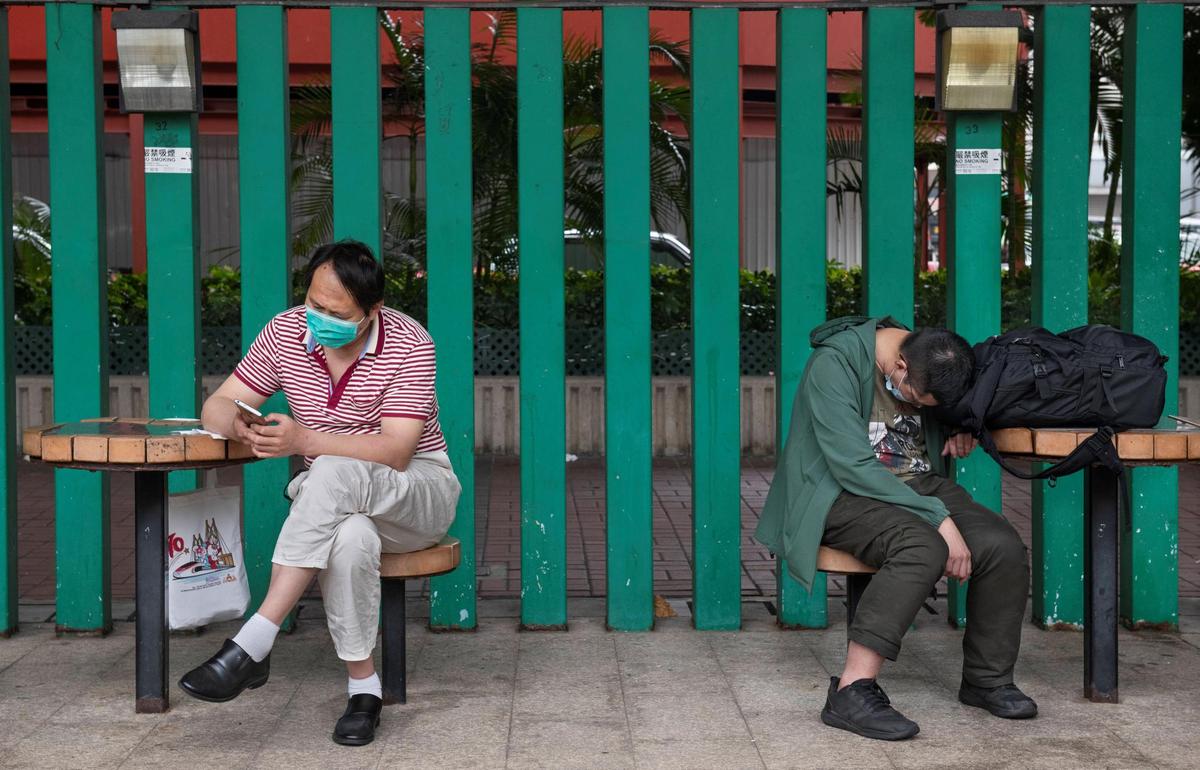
[290,10,692,275]
[12,195,53,325]
[1088,7,1200,249]
[1090,7,1125,245]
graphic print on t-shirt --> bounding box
[868,415,931,476]
[869,372,931,479]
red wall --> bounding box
[9,5,937,137]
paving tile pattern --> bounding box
[14,460,1200,603]
[1,598,1200,768]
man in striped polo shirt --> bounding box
[178,240,461,747]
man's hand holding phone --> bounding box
[233,399,310,459]
[231,399,268,444]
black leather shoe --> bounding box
[959,680,1038,719]
[820,677,920,741]
[178,639,270,703]
[333,694,383,746]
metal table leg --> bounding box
[381,578,407,704]
[1084,465,1120,703]
[134,471,169,713]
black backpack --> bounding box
[936,325,1168,484]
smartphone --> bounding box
[233,399,268,425]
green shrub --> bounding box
[108,272,148,326]
[19,249,1200,344]
[202,265,241,326]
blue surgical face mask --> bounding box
[882,364,915,404]
[306,306,367,349]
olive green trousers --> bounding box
[822,472,1029,687]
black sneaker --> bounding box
[820,677,920,741]
[958,680,1038,719]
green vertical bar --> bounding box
[1119,2,1182,629]
[331,6,382,257]
[862,7,914,326]
[237,5,293,621]
[773,7,827,630]
[1030,5,1090,629]
[0,9,16,636]
[145,111,201,494]
[518,8,566,629]
[945,110,1004,628]
[690,8,741,631]
[603,7,653,632]
[425,8,477,631]
[46,3,110,633]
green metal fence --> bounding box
[0,2,1188,637]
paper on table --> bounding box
[171,428,228,440]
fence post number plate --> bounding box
[954,147,1001,175]
[144,147,192,174]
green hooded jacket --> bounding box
[754,316,952,590]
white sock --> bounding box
[348,672,382,699]
[231,613,280,662]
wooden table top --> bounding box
[22,418,256,470]
[991,426,1200,462]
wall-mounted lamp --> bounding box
[112,10,202,114]
[936,10,1027,112]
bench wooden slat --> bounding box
[227,440,255,459]
[21,423,62,457]
[1116,431,1155,460]
[1032,429,1081,458]
[993,426,1199,463]
[109,435,148,464]
[991,427,1033,454]
[40,433,74,463]
[816,546,876,575]
[145,436,186,464]
[380,537,461,580]
[184,434,228,462]
[1152,432,1189,461]
[73,434,110,463]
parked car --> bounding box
[563,229,691,271]
[494,229,692,273]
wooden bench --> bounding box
[817,546,877,626]
[379,537,461,705]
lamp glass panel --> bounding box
[940,27,1019,111]
[115,28,197,112]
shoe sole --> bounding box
[332,717,381,747]
[821,708,919,741]
[958,691,1038,719]
[178,675,269,704]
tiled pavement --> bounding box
[13,458,1200,603]
[7,598,1200,768]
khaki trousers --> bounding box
[822,472,1029,687]
[274,452,461,661]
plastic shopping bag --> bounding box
[166,485,250,630]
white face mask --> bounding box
[880,362,915,404]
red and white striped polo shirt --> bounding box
[234,305,448,465]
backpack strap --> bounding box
[960,348,1009,434]
[976,426,1124,483]
[977,426,1131,534]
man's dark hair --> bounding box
[899,327,975,405]
[303,240,385,315]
